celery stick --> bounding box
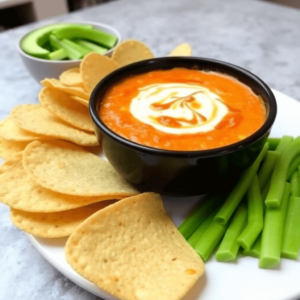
[74,39,107,54]
[62,39,91,56]
[257,151,279,190]
[261,178,271,205]
[194,220,228,262]
[282,196,300,260]
[48,48,68,60]
[244,175,269,258]
[290,170,300,197]
[287,155,300,181]
[214,143,268,225]
[244,234,262,258]
[259,182,291,269]
[178,194,223,239]
[237,175,264,250]
[188,208,218,248]
[53,26,117,48]
[21,23,77,59]
[50,34,83,60]
[216,203,248,261]
[266,137,300,208]
[275,135,293,154]
[49,34,62,49]
[268,138,281,151]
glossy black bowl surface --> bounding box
[90,57,277,197]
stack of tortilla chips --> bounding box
[0,140,138,237]
[0,41,203,300]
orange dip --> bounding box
[99,68,266,151]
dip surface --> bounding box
[99,68,266,151]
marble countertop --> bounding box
[0,0,300,299]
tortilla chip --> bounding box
[0,152,124,212]
[80,53,120,93]
[112,39,154,67]
[39,87,94,132]
[0,137,28,160]
[168,43,192,56]
[10,201,115,238]
[23,140,138,197]
[59,67,83,87]
[0,118,51,142]
[66,193,204,300]
[41,78,90,100]
[71,95,89,107]
[11,104,98,146]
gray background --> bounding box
[0,0,300,299]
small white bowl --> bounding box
[17,21,121,83]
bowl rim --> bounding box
[90,56,277,158]
[16,21,122,63]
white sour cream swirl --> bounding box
[130,83,229,134]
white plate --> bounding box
[28,89,300,300]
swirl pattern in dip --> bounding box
[130,83,228,135]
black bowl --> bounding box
[90,57,277,197]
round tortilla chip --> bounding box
[41,78,90,100]
[0,137,28,160]
[59,67,83,87]
[39,87,94,132]
[0,152,124,212]
[112,39,154,67]
[23,140,138,197]
[66,193,204,300]
[11,104,98,146]
[80,53,120,93]
[168,43,192,56]
[10,201,115,238]
[0,118,52,142]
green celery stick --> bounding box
[243,174,269,258]
[50,34,83,60]
[53,26,118,48]
[237,175,264,250]
[188,208,218,248]
[216,203,248,261]
[290,170,300,196]
[287,155,300,181]
[261,178,271,206]
[21,23,93,59]
[48,48,68,60]
[194,220,228,262]
[62,39,91,56]
[277,136,294,182]
[257,151,279,190]
[243,233,262,258]
[214,143,268,225]
[178,194,223,239]
[74,39,107,54]
[268,138,281,151]
[259,182,291,269]
[275,135,293,154]
[266,137,300,208]
[282,196,300,260]
[49,34,62,49]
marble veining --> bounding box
[0,0,300,299]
